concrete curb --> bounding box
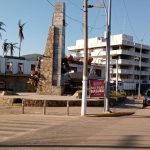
[86,112,135,117]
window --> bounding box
[6,62,13,73]
[70,67,77,72]
[31,64,35,71]
[135,66,139,71]
[18,63,24,74]
[95,69,101,77]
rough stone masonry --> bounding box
[37,2,65,95]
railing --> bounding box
[21,99,70,116]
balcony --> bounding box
[111,68,150,76]
[110,49,134,56]
[111,69,136,75]
[111,77,137,83]
[110,49,150,59]
[142,80,150,84]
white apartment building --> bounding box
[67,34,150,94]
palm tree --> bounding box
[10,42,18,56]
[2,39,9,56]
[0,21,6,39]
[18,20,26,57]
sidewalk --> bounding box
[0,106,150,150]
[0,95,149,150]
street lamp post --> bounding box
[81,0,88,116]
[104,0,112,113]
[88,0,112,112]
[81,0,112,115]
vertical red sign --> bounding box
[89,79,105,97]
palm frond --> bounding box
[18,19,26,57]
[0,22,5,26]
[0,27,6,32]
[14,46,19,49]
[12,42,19,49]
[2,39,9,55]
[21,22,26,27]
[0,21,6,39]
[18,20,21,27]
[18,20,26,27]
[0,21,6,32]
[12,43,18,45]
[18,20,26,41]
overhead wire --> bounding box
[46,0,55,7]
[46,0,104,31]
[122,0,139,41]
[65,0,84,12]
[88,9,105,37]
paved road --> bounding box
[0,97,150,150]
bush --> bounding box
[111,91,126,97]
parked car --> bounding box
[144,89,150,106]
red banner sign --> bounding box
[89,79,105,97]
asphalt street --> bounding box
[0,97,150,150]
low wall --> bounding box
[10,96,126,107]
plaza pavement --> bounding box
[0,94,150,150]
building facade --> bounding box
[0,56,36,91]
[62,59,105,95]
[68,34,150,94]
[0,55,105,93]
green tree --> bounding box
[2,39,9,56]
[10,42,18,56]
[18,20,26,57]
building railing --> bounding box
[91,49,150,59]
[21,99,70,116]
[111,68,150,76]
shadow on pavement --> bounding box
[113,98,142,109]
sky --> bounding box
[0,0,150,57]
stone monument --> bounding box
[37,2,65,95]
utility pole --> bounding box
[116,59,118,94]
[104,0,111,112]
[81,0,88,116]
[138,41,142,99]
[4,56,7,90]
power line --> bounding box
[46,0,55,7]
[46,0,104,31]
[88,9,105,36]
[122,0,139,41]
[65,0,84,12]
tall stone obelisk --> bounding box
[52,2,65,86]
[37,2,65,95]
